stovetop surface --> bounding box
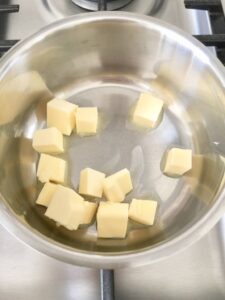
[1,1,225,299]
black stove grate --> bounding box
[0,4,19,57]
[184,0,225,64]
[0,4,19,13]
[0,40,19,53]
[1,1,225,65]
[98,0,107,10]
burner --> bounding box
[40,0,164,19]
[72,0,132,11]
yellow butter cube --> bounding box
[79,168,105,198]
[108,169,133,194]
[76,107,98,136]
[47,98,77,135]
[32,127,64,154]
[162,148,192,176]
[45,185,84,230]
[103,178,125,202]
[36,182,58,207]
[37,154,66,183]
[129,199,158,225]
[103,169,133,202]
[81,201,98,224]
[97,202,129,238]
[133,92,163,128]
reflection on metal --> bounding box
[38,0,163,19]
[0,72,52,125]
[72,0,133,11]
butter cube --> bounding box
[36,182,58,207]
[32,127,64,154]
[37,154,66,183]
[45,185,84,230]
[97,202,129,238]
[108,169,133,194]
[81,201,98,224]
[47,98,77,135]
[162,148,192,176]
[103,179,125,202]
[79,168,105,198]
[129,199,158,225]
[76,107,98,135]
[103,169,133,202]
[133,92,164,128]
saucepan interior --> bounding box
[0,12,225,267]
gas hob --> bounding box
[1,1,225,299]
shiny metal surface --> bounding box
[0,226,100,300]
[37,0,163,20]
[1,222,225,300]
[0,0,211,38]
[0,12,225,268]
[72,0,133,11]
[100,269,115,300]
[1,1,225,299]
[222,0,225,14]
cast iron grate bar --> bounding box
[0,5,19,13]
[194,34,225,47]
[0,4,19,56]
[184,0,225,65]
[184,0,223,13]
[98,0,107,11]
[0,40,19,52]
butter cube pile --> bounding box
[47,98,98,136]
[35,165,158,238]
[31,92,193,239]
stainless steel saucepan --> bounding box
[0,12,225,299]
